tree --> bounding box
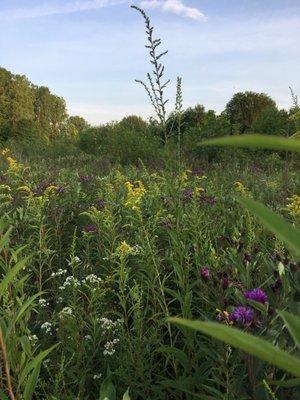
[118,115,148,132]
[68,116,89,135]
[0,68,35,139]
[226,91,276,133]
[250,106,289,136]
[34,86,67,140]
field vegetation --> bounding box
[0,5,300,400]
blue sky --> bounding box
[0,0,299,124]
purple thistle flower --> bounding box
[229,306,255,326]
[56,185,65,194]
[200,266,210,280]
[82,224,97,234]
[95,198,106,210]
[78,175,89,183]
[244,288,268,304]
[182,188,194,202]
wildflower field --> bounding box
[0,143,299,400]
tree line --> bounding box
[0,66,299,143]
[0,67,89,141]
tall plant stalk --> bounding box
[131,5,170,143]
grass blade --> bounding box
[201,135,300,153]
[169,318,300,377]
[238,197,300,260]
[278,311,300,348]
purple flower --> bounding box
[200,266,210,280]
[82,224,97,234]
[95,198,106,210]
[182,188,194,202]
[229,306,255,326]
[199,193,216,205]
[161,219,173,230]
[244,288,268,304]
[244,252,252,262]
[56,185,65,194]
[78,175,89,183]
[222,277,230,290]
[271,278,282,293]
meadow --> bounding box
[1,5,300,399]
[0,135,299,399]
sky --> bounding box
[0,0,299,125]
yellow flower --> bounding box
[124,180,145,211]
[17,186,33,196]
[0,184,11,191]
[1,148,11,157]
[44,185,58,195]
[234,181,247,193]
[286,195,300,218]
[194,187,205,197]
[116,241,133,258]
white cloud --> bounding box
[140,0,206,21]
[0,0,127,20]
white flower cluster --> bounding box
[41,322,52,334]
[93,373,102,380]
[59,276,80,290]
[131,244,143,255]
[103,338,119,356]
[67,256,81,266]
[51,269,67,278]
[84,335,92,341]
[43,358,50,367]
[97,317,123,333]
[29,334,38,342]
[59,274,102,291]
[38,298,49,308]
[81,274,102,285]
[59,307,73,317]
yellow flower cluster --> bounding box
[234,181,247,193]
[44,185,58,195]
[194,187,205,197]
[124,180,145,211]
[286,195,300,218]
[1,148,21,173]
[116,241,133,258]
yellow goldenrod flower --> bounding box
[1,148,11,157]
[44,185,58,195]
[234,181,247,193]
[194,187,205,197]
[286,195,300,218]
[124,180,145,211]
[116,241,133,258]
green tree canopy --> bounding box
[226,91,276,133]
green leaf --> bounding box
[99,374,116,400]
[122,388,131,400]
[0,226,12,252]
[23,364,41,400]
[0,256,30,299]
[201,135,300,153]
[278,311,300,348]
[269,378,300,388]
[238,197,300,260]
[18,344,58,388]
[169,318,300,377]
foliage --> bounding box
[226,91,276,133]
